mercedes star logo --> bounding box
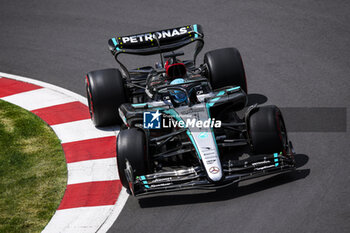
[209,166,220,174]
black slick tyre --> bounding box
[248,105,288,154]
[85,68,126,127]
[204,47,247,93]
[116,128,149,190]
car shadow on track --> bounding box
[247,93,268,105]
[138,154,310,208]
[96,125,121,132]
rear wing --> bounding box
[108,24,204,56]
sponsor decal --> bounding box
[255,165,275,170]
[150,183,172,188]
[152,177,172,183]
[206,159,216,165]
[209,166,220,174]
[252,161,271,166]
[120,27,189,44]
[203,151,215,155]
[203,151,215,156]
[198,132,209,139]
[143,110,161,129]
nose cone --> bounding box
[207,165,223,182]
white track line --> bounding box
[67,158,119,185]
[2,88,76,111]
[51,119,119,143]
[96,188,129,233]
[42,205,115,233]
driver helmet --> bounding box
[165,58,187,79]
[169,78,187,104]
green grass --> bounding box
[0,100,67,233]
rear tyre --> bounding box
[85,68,126,127]
[204,47,247,93]
[248,105,288,154]
[117,128,149,190]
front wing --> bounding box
[126,152,295,196]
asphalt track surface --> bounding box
[1,1,349,233]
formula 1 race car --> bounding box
[85,24,296,196]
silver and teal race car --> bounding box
[85,24,296,196]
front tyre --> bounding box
[85,68,126,127]
[248,105,288,154]
[204,47,247,93]
[116,128,150,190]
